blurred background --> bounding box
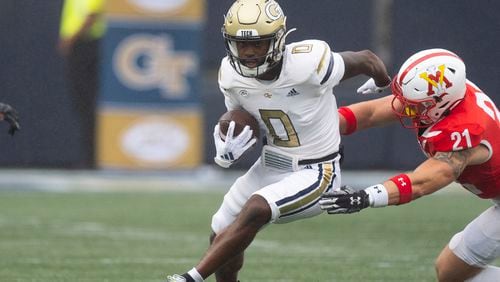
[0,1,498,280]
[0,0,498,173]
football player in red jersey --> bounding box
[320,48,500,281]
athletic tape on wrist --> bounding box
[365,184,389,208]
[338,107,357,135]
[389,174,412,204]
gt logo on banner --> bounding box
[113,33,197,99]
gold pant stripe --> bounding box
[278,162,334,215]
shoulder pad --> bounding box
[218,57,237,90]
[284,40,334,85]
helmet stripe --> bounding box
[398,51,462,85]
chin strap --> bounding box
[272,27,296,60]
[283,28,297,41]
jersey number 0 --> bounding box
[259,109,300,147]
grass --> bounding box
[0,190,493,281]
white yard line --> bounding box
[0,167,465,194]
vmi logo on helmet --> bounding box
[419,64,453,96]
[265,1,282,21]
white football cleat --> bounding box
[166,274,186,282]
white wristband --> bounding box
[364,184,389,208]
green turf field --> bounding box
[0,190,493,281]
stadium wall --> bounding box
[0,0,498,170]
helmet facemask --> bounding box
[223,27,286,77]
[391,80,438,129]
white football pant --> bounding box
[211,156,341,233]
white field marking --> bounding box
[0,167,239,193]
[0,168,467,194]
[0,216,207,243]
[53,221,207,243]
[98,257,194,265]
[250,239,424,264]
[0,216,41,227]
[375,262,393,268]
[250,239,360,257]
[12,256,196,265]
[0,239,51,247]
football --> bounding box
[218,109,260,141]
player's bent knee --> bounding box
[240,195,272,227]
[435,248,456,281]
[435,246,458,281]
[434,245,482,282]
[434,258,447,282]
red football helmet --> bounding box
[391,48,467,128]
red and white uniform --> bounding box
[417,81,500,199]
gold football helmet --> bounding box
[222,0,290,77]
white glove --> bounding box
[213,121,257,168]
[357,78,390,95]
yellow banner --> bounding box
[97,108,203,169]
[106,0,205,22]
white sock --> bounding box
[465,265,500,281]
[187,267,204,282]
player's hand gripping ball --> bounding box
[213,109,260,168]
[218,109,260,141]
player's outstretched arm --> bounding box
[395,145,491,200]
[338,95,399,135]
[339,50,391,89]
[320,144,490,214]
[0,103,20,136]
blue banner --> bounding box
[100,22,202,106]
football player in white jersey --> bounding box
[166,0,391,281]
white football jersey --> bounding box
[218,39,345,159]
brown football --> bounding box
[218,109,260,141]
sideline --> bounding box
[0,167,463,194]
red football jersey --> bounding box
[417,81,500,199]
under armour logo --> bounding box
[374,185,382,193]
[350,196,361,205]
[397,177,407,186]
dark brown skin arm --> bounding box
[339,50,391,87]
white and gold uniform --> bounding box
[212,40,345,232]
